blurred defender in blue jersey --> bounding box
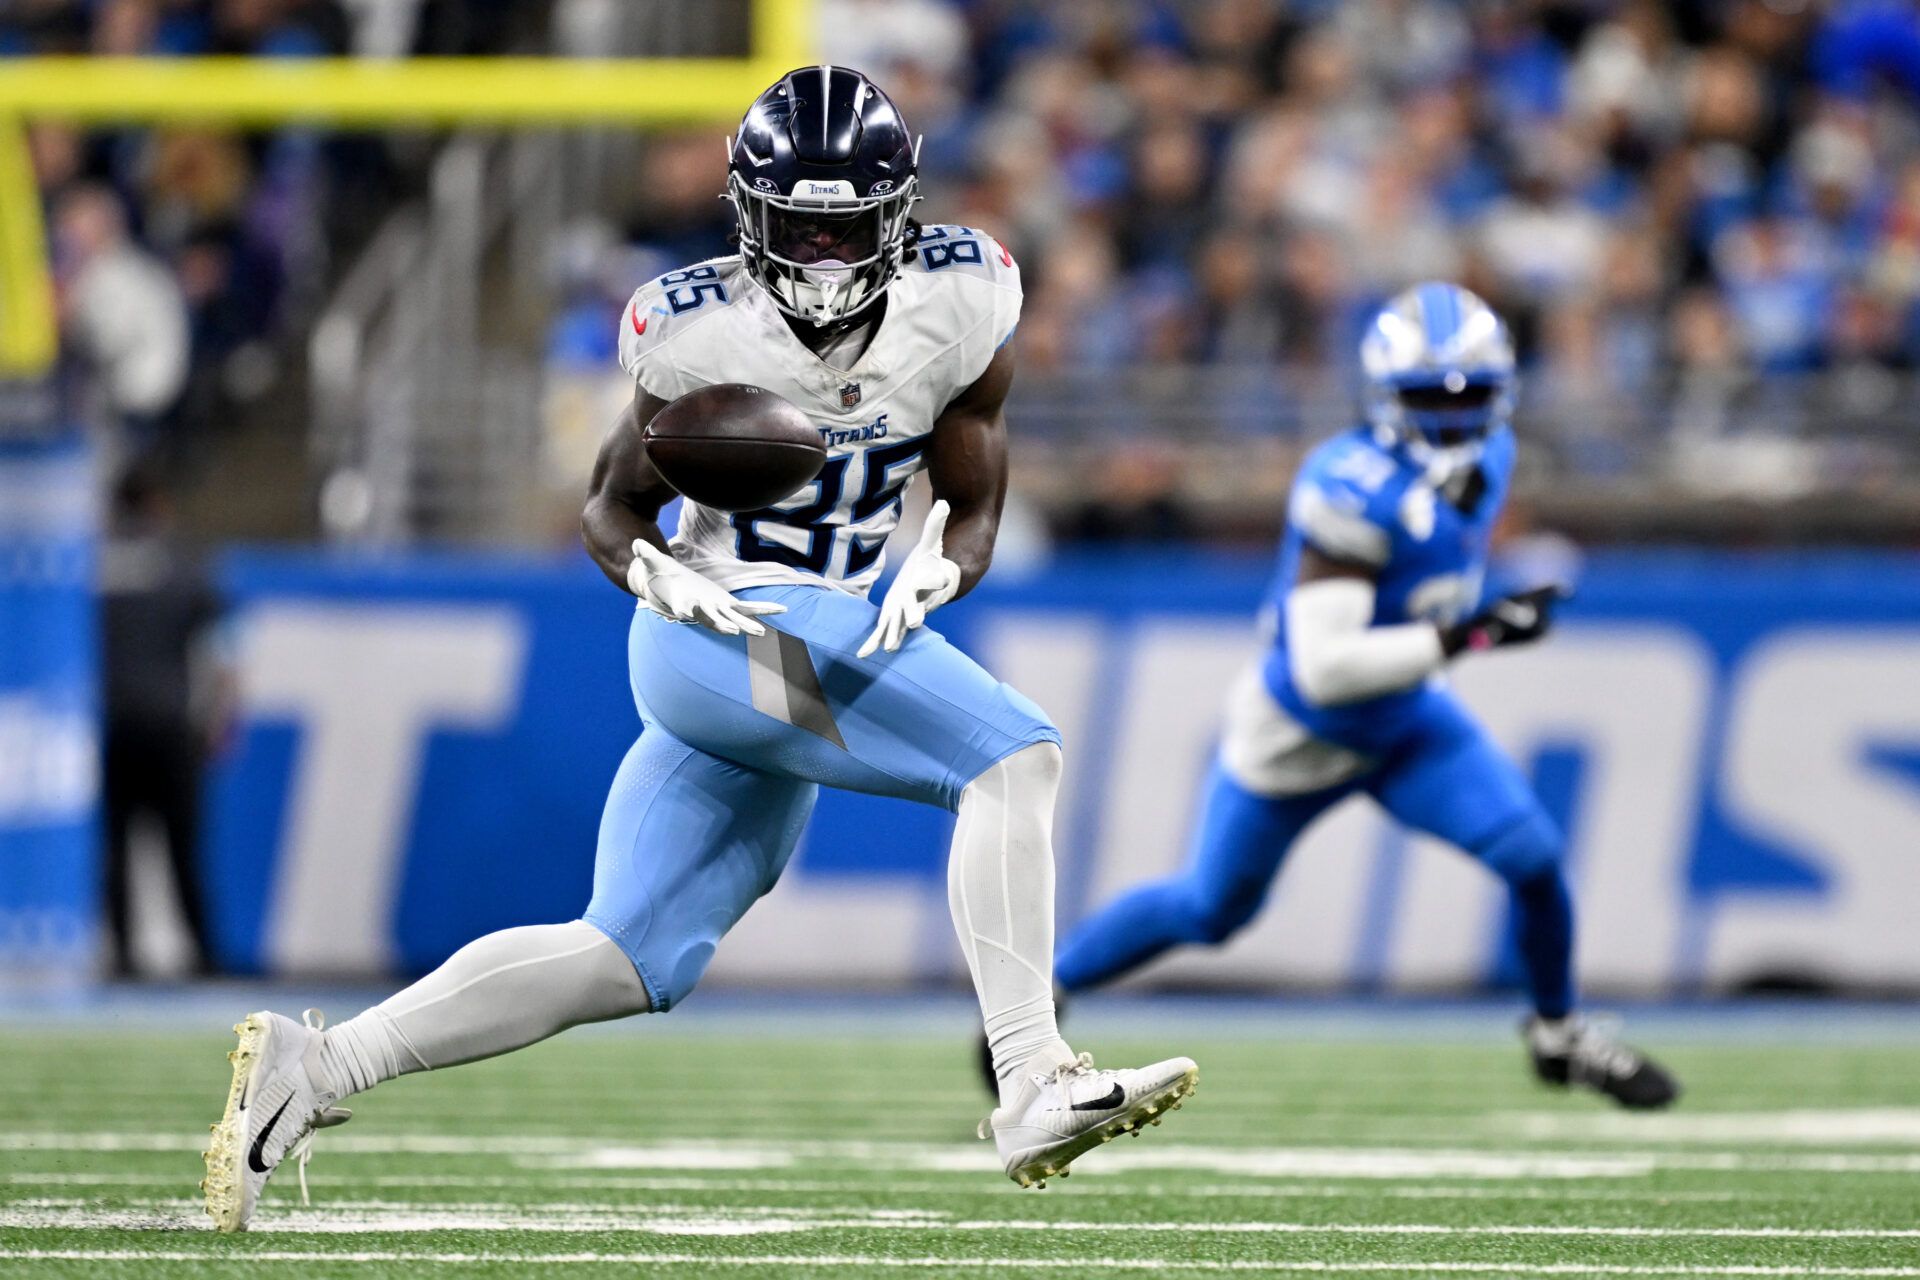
[1051,283,1678,1109]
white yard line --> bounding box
[4,1201,1918,1241]
[1499,1109,1920,1146]
[0,1132,797,1165]
[2,1250,1919,1276]
[897,1146,1920,1178]
[1181,1184,1767,1202]
[525,1144,1664,1179]
[0,1171,1773,1201]
[6,1132,1920,1175]
[942,1222,1920,1240]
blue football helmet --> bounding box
[1360,282,1517,477]
[727,65,921,326]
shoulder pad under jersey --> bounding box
[1287,432,1413,568]
[904,225,1022,385]
[617,257,745,397]
[908,224,1021,288]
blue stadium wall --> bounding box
[0,440,99,982]
[201,547,1920,996]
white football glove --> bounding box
[627,538,785,637]
[858,500,963,658]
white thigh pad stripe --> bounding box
[746,628,847,749]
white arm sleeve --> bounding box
[1285,577,1447,707]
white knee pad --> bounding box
[979,741,1064,803]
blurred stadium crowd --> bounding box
[556,1,1920,386]
[555,1,1920,516]
[14,1,1920,531]
[870,0,1920,386]
[8,0,522,477]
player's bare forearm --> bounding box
[927,342,1015,597]
[582,392,678,592]
[936,474,1005,599]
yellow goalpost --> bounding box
[0,117,55,379]
[0,0,815,378]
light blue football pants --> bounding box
[582,583,1060,1011]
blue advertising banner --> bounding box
[0,439,99,979]
[198,546,1920,996]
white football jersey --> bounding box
[617,225,1022,597]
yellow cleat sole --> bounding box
[1010,1066,1199,1189]
[202,1014,269,1234]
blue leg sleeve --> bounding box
[1054,763,1350,991]
[1505,841,1575,1020]
[1364,694,1574,1018]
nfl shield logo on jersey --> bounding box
[839,381,863,408]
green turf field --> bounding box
[2,1010,1918,1277]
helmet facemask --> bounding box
[1367,372,1516,482]
[728,168,920,327]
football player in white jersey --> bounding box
[202,66,1197,1231]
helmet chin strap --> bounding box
[1369,415,1487,486]
[785,264,883,331]
[805,269,846,324]
[1407,435,1486,487]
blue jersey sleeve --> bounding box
[1286,434,1406,569]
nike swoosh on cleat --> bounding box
[1071,1084,1126,1111]
[247,1097,294,1174]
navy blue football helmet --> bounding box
[727,65,921,326]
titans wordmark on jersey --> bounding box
[617,226,1021,597]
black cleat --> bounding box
[976,990,1071,1098]
[1525,1014,1680,1110]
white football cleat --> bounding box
[202,1009,351,1232]
[979,1051,1198,1188]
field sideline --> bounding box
[1,994,1917,1278]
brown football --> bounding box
[642,383,827,513]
